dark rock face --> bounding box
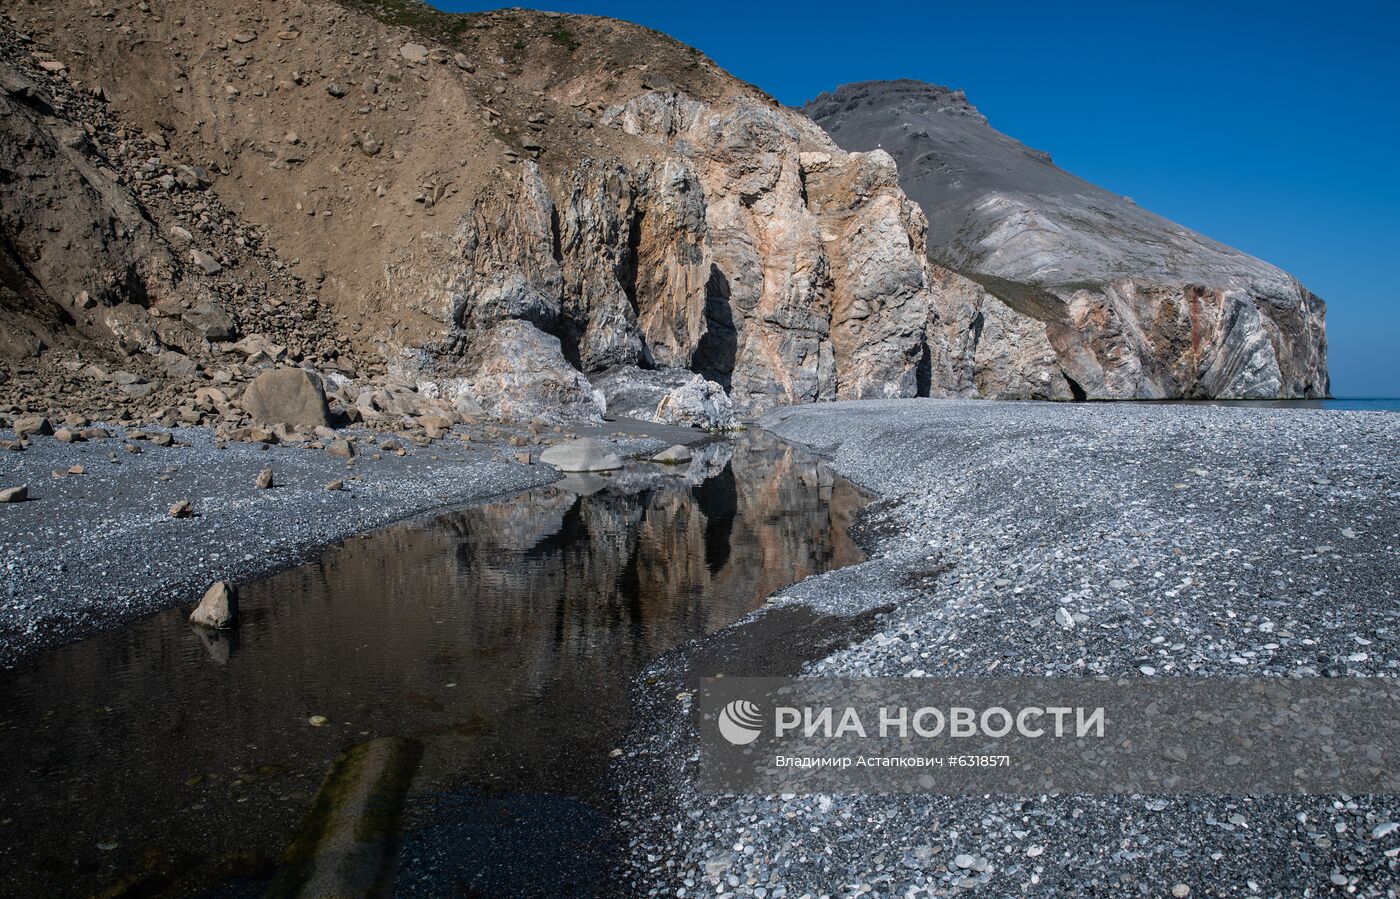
[805,80,1328,399]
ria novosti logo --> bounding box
[717,699,764,745]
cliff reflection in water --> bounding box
[0,430,865,897]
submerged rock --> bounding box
[539,437,623,472]
[190,580,238,629]
[267,737,423,898]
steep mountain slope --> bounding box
[806,80,1328,399]
[0,21,360,426]
[4,0,936,422]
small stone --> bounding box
[513,451,531,464]
[326,82,346,98]
[399,42,429,62]
[68,465,84,475]
[953,853,975,870]
[1341,527,1358,539]
[326,438,354,459]
[169,500,193,518]
[255,467,273,489]
[150,432,174,448]
[190,248,223,275]
[54,427,82,443]
[12,415,52,439]
[190,581,238,628]
[0,486,28,503]
[1373,821,1398,839]
[325,479,345,491]
[1055,607,1075,630]
[232,30,257,44]
[1172,886,1191,898]
[307,715,329,727]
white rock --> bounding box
[651,444,692,464]
[540,438,623,472]
[654,375,738,430]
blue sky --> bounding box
[435,1,1400,397]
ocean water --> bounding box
[1165,398,1400,412]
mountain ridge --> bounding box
[806,78,1328,399]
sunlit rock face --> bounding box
[438,97,935,417]
[806,79,1328,400]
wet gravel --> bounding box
[0,425,573,667]
[618,399,1400,898]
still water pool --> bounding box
[0,431,866,897]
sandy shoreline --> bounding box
[618,399,1400,896]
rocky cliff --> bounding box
[806,80,1329,400]
[1,0,939,427]
[0,4,1328,434]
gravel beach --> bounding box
[0,426,565,666]
[0,422,699,668]
[618,399,1400,897]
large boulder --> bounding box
[654,374,738,430]
[240,367,332,428]
[467,320,605,422]
[591,366,737,430]
[181,300,237,341]
[539,438,623,472]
